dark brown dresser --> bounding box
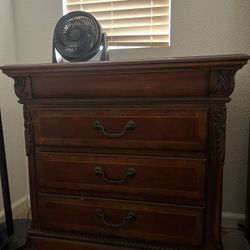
[1,55,249,250]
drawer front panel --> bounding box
[31,70,209,98]
[37,152,207,201]
[28,236,132,250]
[34,109,208,151]
[39,195,205,247]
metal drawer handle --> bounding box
[96,209,136,228]
[94,167,136,185]
[93,120,136,139]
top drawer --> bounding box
[31,70,209,98]
[33,108,208,152]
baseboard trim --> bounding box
[222,212,246,229]
[0,195,29,222]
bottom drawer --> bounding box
[28,236,131,250]
[27,235,188,250]
[38,194,205,247]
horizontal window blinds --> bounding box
[64,0,170,47]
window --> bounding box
[63,0,171,47]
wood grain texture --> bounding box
[31,71,209,98]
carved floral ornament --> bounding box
[14,77,30,100]
[214,70,237,97]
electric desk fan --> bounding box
[52,11,109,63]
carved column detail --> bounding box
[209,105,226,249]
[23,105,32,156]
[213,106,226,165]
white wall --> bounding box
[0,0,28,217]
[12,0,250,220]
[13,0,63,64]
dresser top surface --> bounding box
[1,54,249,76]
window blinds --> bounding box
[64,0,170,47]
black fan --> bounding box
[52,11,109,63]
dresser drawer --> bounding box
[28,236,132,250]
[39,194,205,247]
[33,108,208,151]
[37,152,206,201]
[31,70,209,98]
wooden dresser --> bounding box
[1,55,249,250]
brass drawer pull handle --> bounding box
[93,120,136,138]
[94,167,136,185]
[96,209,136,228]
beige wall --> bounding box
[12,0,250,218]
[0,0,28,215]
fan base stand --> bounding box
[100,32,109,61]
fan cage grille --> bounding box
[53,11,102,62]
